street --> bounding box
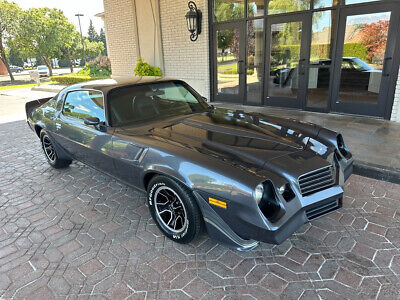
[0,67,81,85]
[0,87,399,298]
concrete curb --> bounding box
[353,160,400,185]
[31,85,65,93]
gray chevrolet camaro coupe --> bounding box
[26,77,353,250]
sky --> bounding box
[12,0,105,35]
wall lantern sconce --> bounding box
[185,1,202,42]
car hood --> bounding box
[118,109,314,169]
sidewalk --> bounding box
[31,84,66,93]
[214,103,400,184]
[0,88,57,124]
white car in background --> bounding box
[37,65,49,77]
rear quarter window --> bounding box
[63,90,105,122]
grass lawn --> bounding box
[218,62,254,75]
[217,55,236,63]
[218,62,237,73]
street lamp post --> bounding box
[75,13,86,65]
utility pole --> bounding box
[75,13,86,65]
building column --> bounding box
[134,0,164,71]
[103,0,140,76]
[159,0,210,98]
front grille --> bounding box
[298,166,335,196]
[306,198,341,221]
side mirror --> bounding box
[201,96,208,102]
[84,117,100,126]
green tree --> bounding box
[15,8,75,76]
[60,30,81,72]
[268,0,311,14]
[214,1,245,60]
[60,33,105,72]
[8,47,24,66]
[217,30,234,61]
[87,19,99,42]
[0,0,22,82]
[99,28,107,55]
[82,38,104,60]
[214,1,244,22]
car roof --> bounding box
[318,57,356,63]
[64,77,180,94]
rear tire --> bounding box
[147,175,202,244]
[40,131,71,169]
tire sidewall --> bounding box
[147,176,196,243]
[40,131,57,166]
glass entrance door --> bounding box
[213,22,246,103]
[264,14,310,109]
[330,3,400,117]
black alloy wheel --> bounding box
[147,175,202,243]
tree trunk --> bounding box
[67,49,73,73]
[43,56,53,76]
[0,40,15,83]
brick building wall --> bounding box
[159,0,210,98]
[103,0,139,76]
[102,0,399,122]
[390,68,400,122]
[0,60,7,75]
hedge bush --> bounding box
[78,56,112,77]
[343,43,368,62]
[50,74,108,84]
[272,43,369,63]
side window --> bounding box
[63,90,105,122]
[56,92,65,111]
[155,83,198,103]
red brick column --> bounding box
[0,60,8,75]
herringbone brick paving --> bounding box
[0,120,399,299]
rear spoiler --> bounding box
[25,97,53,120]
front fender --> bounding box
[141,165,189,190]
[316,127,340,149]
[140,148,258,199]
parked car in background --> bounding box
[9,65,24,73]
[273,57,378,90]
[26,78,353,250]
[37,65,49,77]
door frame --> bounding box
[263,12,312,109]
[329,2,400,118]
[211,21,246,103]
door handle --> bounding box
[382,57,392,77]
[237,60,244,75]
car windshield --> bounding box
[108,81,209,126]
[38,66,48,70]
[351,58,374,71]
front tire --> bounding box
[147,175,202,244]
[40,131,71,169]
